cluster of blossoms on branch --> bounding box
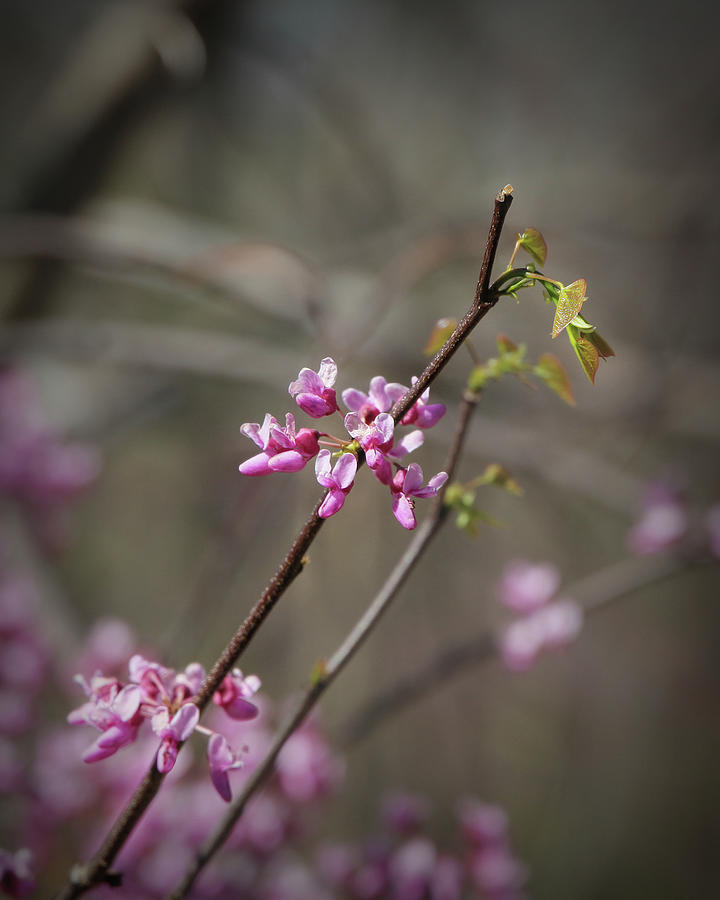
[0,367,100,549]
[239,358,448,530]
[317,792,528,900]
[68,653,261,803]
[498,561,583,672]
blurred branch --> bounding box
[5,0,232,321]
[0,216,323,324]
[338,552,710,748]
[0,319,304,386]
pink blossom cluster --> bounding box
[68,652,261,803]
[0,367,100,548]
[239,358,448,530]
[497,560,583,672]
[317,792,528,900]
[0,848,34,899]
[626,483,688,556]
[626,480,720,561]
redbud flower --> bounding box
[0,847,34,899]
[239,413,320,476]
[500,600,583,672]
[344,411,395,469]
[152,703,200,773]
[213,669,261,720]
[398,377,446,429]
[276,721,345,802]
[289,357,339,418]
[208,732,245,802]
[67,677,143,763]
[458,799,509,847]
[390,464,448,530]
[382,792,430,835]
[499,560,560,613]
[627,483,688,555]
[342,375,406,421]
[315,450,357,518]
[389,837,437,900]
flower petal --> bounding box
[392,493,417,530]
[333,453,357,489]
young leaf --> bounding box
[517,228,547,266]
[586,329,615,359]
[568,327,599,383]
[496,335,519,355]
[480,463,523,495]
[552,279,587,338]
[424,317,458,356]
[535,353,575,405]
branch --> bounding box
[338,553,706,747]
[167,387,481,898]
[55,186,511,899]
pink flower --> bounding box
[208,733,245,802]
[500,600,583,672]
[390,464,448,530]
[67,677,143,762]
[342,375,407,422]
[382,792,430,835]
[239,413,320,476]
[398,378,446,429]
[213,669,261,720]
[388,837,437,900]
[152,703,200,773]
[289,358,339,418]
[458,799,509,847]
[627,484,688,555]
[315,450,357,518]
[276,721,345,803]
[498,560,560,614]
[0,848,34,899]
[344,411,395,469]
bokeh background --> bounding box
[1,0,719,896]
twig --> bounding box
[55,187,511,899]
[338,553,705,747]
[167,388,481,899]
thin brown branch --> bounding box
[168,384,481,898]
[55,186,512,899]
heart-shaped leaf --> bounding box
[535,353,575,405]
[517,228,547,266]
[569,328,599,383]
[552,279,587,338]
[586,329,615,359]
[424,317,458,355]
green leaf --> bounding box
[586,329,615,359]
[535,353,575,405]
[496,335,519,355]
[568,326,599,383]
[517,228,547,266]
[424,317,458,356]
[467,364,489,392]
[552,279,587,338]
[480,463,523,495]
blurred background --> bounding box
[1,0,719,897]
